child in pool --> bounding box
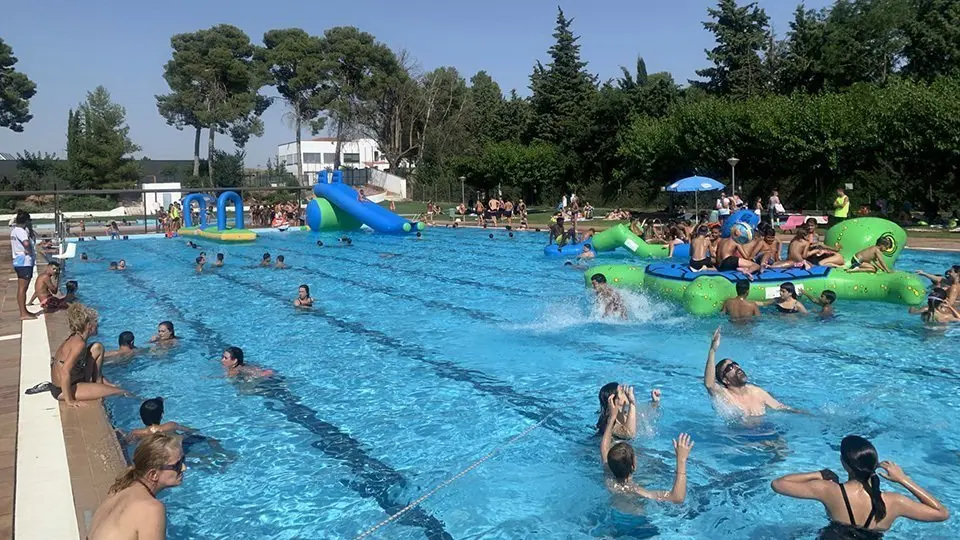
[803,289,837,318]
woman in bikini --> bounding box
[772,435,948,538]
[88,433,185,540]
[294,284,314,307]
[48,304,127,405]
[911,288,960,323]
[759,282,808,314]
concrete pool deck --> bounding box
[1,242,126,539]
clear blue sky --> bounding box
[1,0,831,168]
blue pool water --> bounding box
[69,230,959,539]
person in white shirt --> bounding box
[717,192,732,222]
[769,191,784,226]
[10,211,37,320]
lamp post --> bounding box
[727,157,740,197]
[459,176,465,205]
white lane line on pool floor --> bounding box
[15,266,81,540]
[0,333,22,342]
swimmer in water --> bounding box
[564,261,588,271]
[910,287,960,323]
[109,262,118,271]
[149,321,177,347]
[316,240,324,247]
[81,253,89,261]
[761,282,808,314]
[64,280,78,303]
[104,331,137,361]
[260,253,271,267]
[195,256,204,273]
[721,280,761,321]
[703,327,800,417]
[590,273,627,320]
[416,232,422,239]
[275,255,286,269]
[187,241,198,248]
[771,435,949,536]
[123,397,196,442]
[117,259,127,271]
[219,346,272,378]
[294,284,313,307]
[802,289,837,318]
[596,383,661,439]
[214,253,224,267]
[577,244,595,261]
[600,392,692,504]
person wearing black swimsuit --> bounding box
[772,435,949,538]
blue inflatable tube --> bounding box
[721,209,760,237]
[544,241,593,257]
[313,171,422,234]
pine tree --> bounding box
[778,6,828,94]
[529,7,598,147]
[468,71,507,145]
[693,0,772,98]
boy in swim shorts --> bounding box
[847,237,893,273]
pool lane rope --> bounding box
[354,409,560,539]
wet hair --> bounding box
[216,253,224,261]
[607,442,635,482]
[108,433,182,495]
[299,284,310,297]
[564,261,573,266]
[763,227,776,239]
[715,358,736,387]
[277,255,284,262]
[158,321,176,337]
[489,234,494,239]
[591,273,607,284]
[735,280,750,297]
[109,261,118,269]
[416,232,422,238]
[67,303,99,334]
[316,240,324,247]
[508,232,514,238]
[840,435,887,522]
[65,280,78,293]
[225,346,244,366]
[821,290,837,304]
[780,282,798,299]
[876,236,892,247]
[195,256,203,264]
[583,244,592,250]
[118,331,135,348]
[81,253,88,260]
[262,253,271,260]
[696,225,709,236]
[139,397,164,425]
[927,287,948,313]
[596,382,619,432]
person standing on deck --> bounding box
[10,210,37,320]
[833,187,850,225]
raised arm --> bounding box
[771,471,834,500]
[880,461,950,522]
[704,327,720,391]
[623,386,638,439]
[802,290,825,306]
[915,270,943,285]
[600,394,618,465]
[633,433,693,504]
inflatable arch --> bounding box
[181,193,208,229]
[217,191,245,231]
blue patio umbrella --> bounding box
[665,176,726,217]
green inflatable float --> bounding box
[589,224,677,258]
[584,218,925,316]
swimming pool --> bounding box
[70,230,960,539]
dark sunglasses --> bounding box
[721,362,741,378]
[159,456,185,473]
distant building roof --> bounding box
[0,152,15,160]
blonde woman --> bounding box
[48,304,127,405]
[88,433,185,540]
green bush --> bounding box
[59,196,118,212]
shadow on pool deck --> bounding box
[0,240,126,539]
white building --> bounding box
[277,137,390,185]
[142,182,183,215]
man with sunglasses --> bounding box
[703,327,799,417]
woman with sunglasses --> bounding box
[88,433,185,540]
[772,435,948,537]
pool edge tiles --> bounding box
[110,270,454,539]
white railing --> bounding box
[368,169,407,199]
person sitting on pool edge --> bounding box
[45,304,128,405]
[590,273,627,320]
[275,255,286,269]
[260,253,271,267]
[704,327,800,417]
[294,284,313,307]
[802,289,837,318]
[721,280,761,321]
[771,435,948,536]
[32,262,69,312]
[600,392,693,504]
[596,383,660,440]
[104,331,138,361]
[847,236,894,273]
[87,433,185,540]
[219,346,273,378]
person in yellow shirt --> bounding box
[833,187,850,224]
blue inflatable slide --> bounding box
[307,170,423,234]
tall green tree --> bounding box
[902,0,960,80]
[499,90,532,144]
[467,71,506,144]
[821,0,909,90]
[157,25,269,183]
[156,91,203,177]
[261,28,330,185]
[0,38,37,132]
[66,86,141,189]
[693,0,772,98]
[777,6,828,94]
[529,8,598,149]
[210,149,245,188]
[14,151,57,190]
